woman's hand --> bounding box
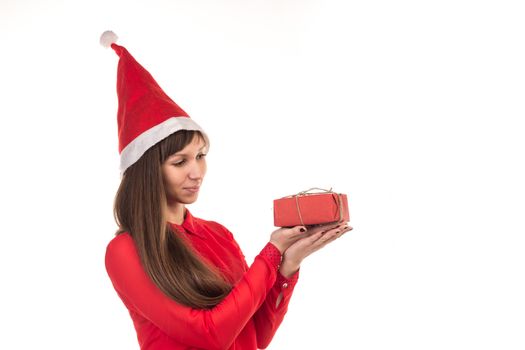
[281,222,353,272]
[269,226,308,254]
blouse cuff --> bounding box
[276,268,300,291]
[259,242,283,271]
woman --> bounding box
[102,31,352,350]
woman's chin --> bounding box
[180,193,199,204]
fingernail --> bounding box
[300,227,306,232]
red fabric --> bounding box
[105,209,300,350]
[110,43,190,153]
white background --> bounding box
[1,0,524,349]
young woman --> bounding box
[102,31,353,350]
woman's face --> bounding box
[161,134,208,205]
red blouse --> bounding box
[105,209,300,350]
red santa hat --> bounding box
[100,30,209,176]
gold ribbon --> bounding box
[286,187,344,227]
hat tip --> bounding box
[100,30,118,48]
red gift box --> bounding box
[273,188,350,227]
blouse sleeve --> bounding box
[218,225,301,349]
[252,268,300,348]
[105,234,282,350]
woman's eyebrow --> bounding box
[171,146,207,158]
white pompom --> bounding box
[100,30,118,48]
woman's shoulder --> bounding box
[105,232,136,261]
[107,231,133,245]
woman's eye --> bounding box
[172,154,205,166]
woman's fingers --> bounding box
[308,226,340,246]
[284,223,353,261]
[305,230,325,245]
[292,222,353,249]
[306,222,345,236]
[311,224,352,248]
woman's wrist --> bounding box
[279,259,300,279]
[269,240,285,255]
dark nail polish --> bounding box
[300,228,306,232]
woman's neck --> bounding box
[166,203,186,225]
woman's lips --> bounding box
[183,187,200,193]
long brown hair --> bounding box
[113,129,232,309]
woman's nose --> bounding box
[188,162,203,180]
